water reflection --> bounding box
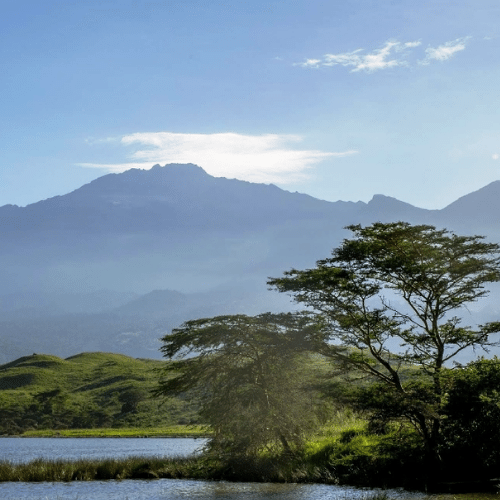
[0,479,428,500]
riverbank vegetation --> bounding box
[0,448,498,499]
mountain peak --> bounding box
[70,163,213,199]
[147,163,208,175]
[367,194,418,210]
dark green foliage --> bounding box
[156,312,326,457]
[441,357,500,479]
[118,388,148,413]
[0,352,199,434]
[304,425,426,489]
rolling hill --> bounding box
[0,352,199,434]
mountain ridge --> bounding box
[0,164,364,233]
[1,164,499,363]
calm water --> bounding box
[0,437,206,463]
[0,437,464,500]
[0,480,428,500]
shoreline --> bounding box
[3,426,210,439]
[1,434,208,438]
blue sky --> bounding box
[2,0,500,209]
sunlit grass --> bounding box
[303,408,367,456]
[22,425,210,438]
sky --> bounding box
[1,0,500,209]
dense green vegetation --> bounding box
[0,352,199,434]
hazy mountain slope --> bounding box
[0,286,295,362]
[438,180,500,235]
[0,164,372,295]
[0,164,498,363]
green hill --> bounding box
[0,352,199,434]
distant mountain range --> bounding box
[1,163,499,362]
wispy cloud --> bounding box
[297,37,471,72]
[296,40,421,72]
[84,136,120,145]
[419,36,471,65]
[79,132,357,184]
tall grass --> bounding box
[0,456,202,482]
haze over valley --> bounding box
[1,163,500,363]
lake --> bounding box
[0,437,206,463]
[0,479,429,500]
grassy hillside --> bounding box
[0,352,199,434]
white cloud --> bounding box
[84,136,120,145]
[402,41,422,49]
[79,132,358,184]
[299,58,323,68]
[296,40,421,72]
[492,153,499,160]
[297,36,472,72]
[419,37,471,64]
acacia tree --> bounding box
[155,312,323,456]
[268,222,500,465]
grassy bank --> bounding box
[0,456,198,482]
[0,454,333,483]
[20,425,209,438]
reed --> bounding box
[0,456,201,482]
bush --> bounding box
[441,357,500,480]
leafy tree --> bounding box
[155,312,323,456]
[118,388,147,414]
[441,357,500,479]
[268,222,500,467]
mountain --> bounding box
[0,164,369,296]
[1,164,499,362]
[0,163,360,232]
[439,181,500,230]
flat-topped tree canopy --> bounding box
[156,312,324,457]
